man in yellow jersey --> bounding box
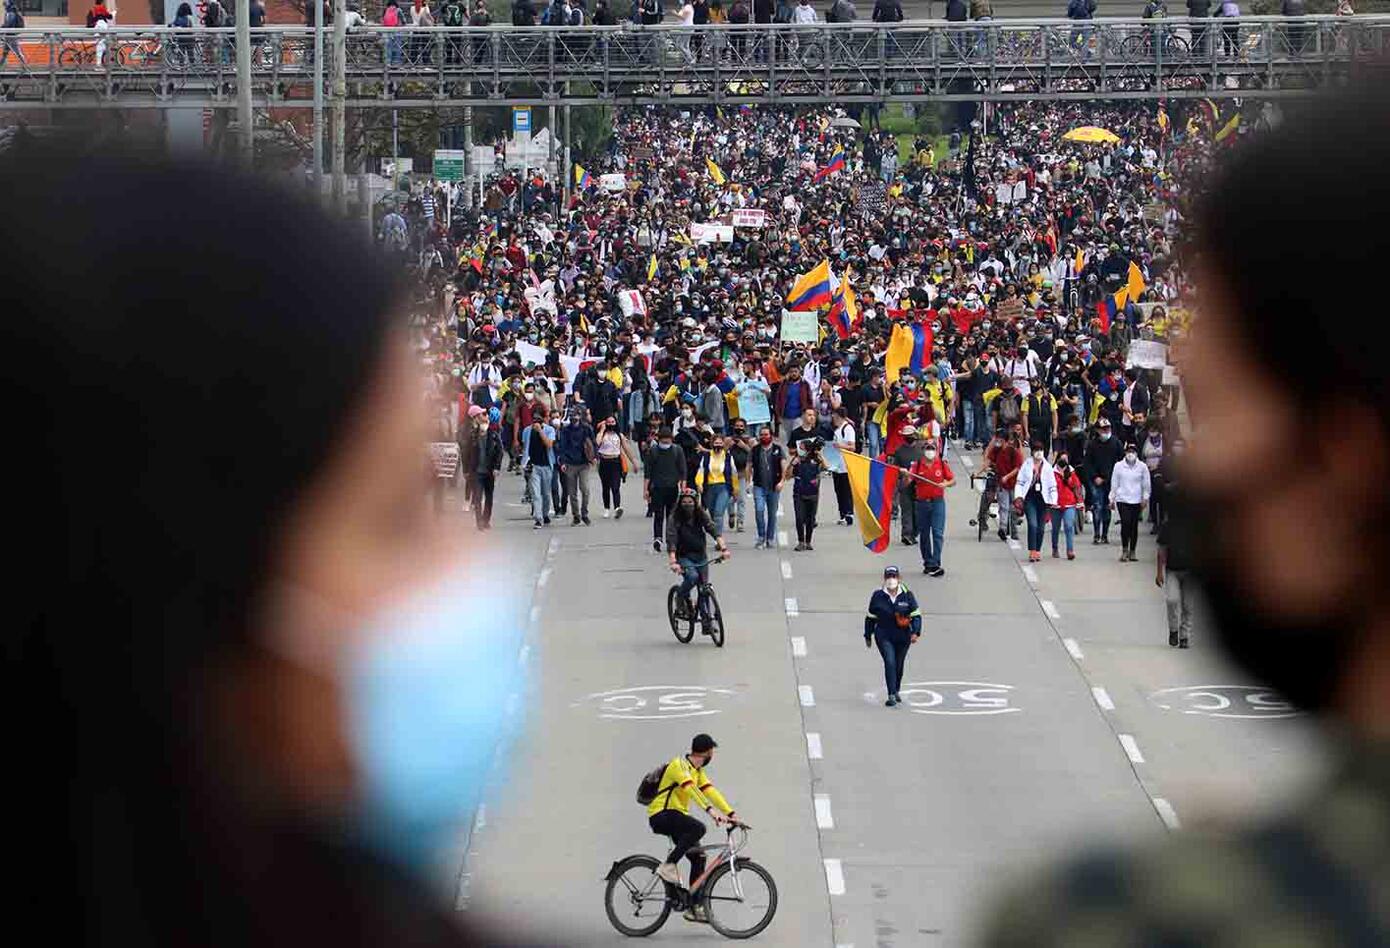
[648,733,740,923]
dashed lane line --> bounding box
[824,859,846,896]
[1092,686,1116,711]
[791,636,807,657]
[1119,734,1146,764]
[807,732,823,759]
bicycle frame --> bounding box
[686,825,751,897]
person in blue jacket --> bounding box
[864,565,922,707]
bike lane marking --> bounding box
[1063,637,1085,660]
[814,794,835,829]
[785,596,800,617]
[1119,734,1146,764]
[1092,686,1115,711]
[791,636,807,657]
[1152,797,1182,830]
[807,732,823,759]
[824,858,846,896]
[781,560,794,579]
[799,685,815,707]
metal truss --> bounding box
[0,16,1384,110]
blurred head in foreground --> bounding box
[7,149,519,945]
[981,82,1390,946]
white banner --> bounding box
[731,208,766,228]
[691,222,735,244]
[600,173,627,193]
[1126,339,1169,370]
[618,290,647,318]
[781,310,820,344]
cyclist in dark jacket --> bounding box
[871,0,902,21]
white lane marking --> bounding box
[799,685,815,707]
[473,804,487,831]
[529,604,541,624]
[537,567,552,587]
[785,597,800,617]
[1041,599,1061,619]
[814,794,835,829]
[1022,565,1038,585]
[1119,733,1145,764]
[1063,638,1085,660]
[1092,686,1115,711]
[1153,797,1182,831]
[778,530,789,548]
[806,732,823,759]
[1007,538,1021,550]
[824,858,846,896]
[862,691,877,703]
[781,560,793,579]
[791,636,807,657]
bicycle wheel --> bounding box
[1119,34,1148,60]
[702,858,778,939]
[704,586,725,648]
[1165,34,1190,58]
[58,47,87,68]
[667,586,694,644]
[604,854,673,937]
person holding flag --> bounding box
[909,437,956,576]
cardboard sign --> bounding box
[731,208,767,228]
[630,145,655,159]
[1126,339,1169,370]
[781,310,819,344]
[430,442,460,479]
[600,173,627,193]
[736,387,772,425]
[691,222,735,244]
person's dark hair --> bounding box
[691,733,718,754]
[5,147,433,944]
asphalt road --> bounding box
[453,438,1327,947]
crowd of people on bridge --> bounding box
[402,91,1248,652]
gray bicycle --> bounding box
[603,824,777,939]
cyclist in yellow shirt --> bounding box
[649,733,739,921]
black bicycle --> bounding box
[604,824,777,939]
[667,554,726,648]
[969,470,998,542]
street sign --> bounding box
[512,107,531,133]
[433,149,466,182]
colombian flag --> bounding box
[827,276,859,341]
[844,450,900,553]
[813,147,846,182]
[1097,288,1128,335]
[647,253,659,281]
[575,165,593,189]
[706,158,726,186]
[787,259,834,311]
[884,322,931,384]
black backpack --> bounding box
[636,761,678,806]
[443,0,464,24]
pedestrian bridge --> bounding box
[0,16,1383,110]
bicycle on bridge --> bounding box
[604,823,778,939]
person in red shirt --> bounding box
[983,425,1024,541]
[909,440,955,576]
[1050,452,1085,560]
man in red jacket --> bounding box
[910,440,956,576]
[983,425,1024,541]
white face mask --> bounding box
[923,450,937,460]
[885,578,900,593]
[1033,450,1045,461]
[1125,451,1138,463]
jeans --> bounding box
[529,464,554,522]
[915,497,946,568]
[1050,506,1076,555]
[677,555,711,616]
[730,477,746,528]
[474,472,495,527]
[649,810,707,884]
[1091,481,1112,538]
[1165,569,1195,644]
[973,399,990,443]
[875,633,911,697]
[1023,491,1047,553]
[753,485,781,544]
[598,456,623,510]
[997,486,1017,537]
[866,421,883,458]
[794,494,819,544]
[703,482,731,537]
[651,484,677,542]
[562,462,591,519]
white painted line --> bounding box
[814,794,835,829]
[781,560,793,579]
[1092,686,1115,711]
[529,604,542,624]
[862,691,877,703]
[1153,797,1182,831]
[785,597,800,617]
[473,804,487,831]
[1063,638,1085,660]
[1119,733,1145,764]
[1041,599,1061,620]
[823,858,846,896]
[1022,565,1038,585]
[806,732,823,759]
[799,685,815,707]
[1007,538,1021,550]
[791,636,807,657]
[778,530,789,548]
[537,567,552,587]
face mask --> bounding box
[1033,450,1045,461]
[268,568,524,876]
[657,441,673,450]
[885,578,900,592]
[759,434,772,445]
[682,409,693,419]
[525,393,535,401]
[1071,424,1083,434]
[1125,451,1138,463]
[923,449,937,460]
[1099,432,1112,442]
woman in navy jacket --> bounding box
[864,565,922,707]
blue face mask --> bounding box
[343,569,525,876]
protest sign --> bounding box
[430,443,460,479]
[731,208,767,228]
[600,173,626,193]
[736,387,772,425]
[691,222,735,244]
[781,310,819,344]
[1126,339,1169,370]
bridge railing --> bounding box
[0,16,1384,106]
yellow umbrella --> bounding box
[1063,126,1121,144]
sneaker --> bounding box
[615,507,624,520]
[837,518,846,526]
[533,521,542,530]
[845,515,853,525]
[1169,627,1179,647]
[1052,549,1060,558]
[656,863,682,886]
[582,515,591,525]
[1067,552,1075,560]
[806,543,814,551]
[753,538,765,549]
[1178,639,1190,649]
[736,522,745,533]
[653,539,663,553]
[573,516,581,526]
[543,517,551,525]
[930,567,945,577]
[1093,535,1101,545]
[884,696,897,707]
[682,905,709,924]
[603,510,610,519]
[999,529,1008,541]
[794,542,807,552]
[923,564,931,574]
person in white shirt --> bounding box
[1013,440,1057,563]
[1110,444,1152,562]
[467,360,502,405]
[829,407,856,525]
[792,0,817,21]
